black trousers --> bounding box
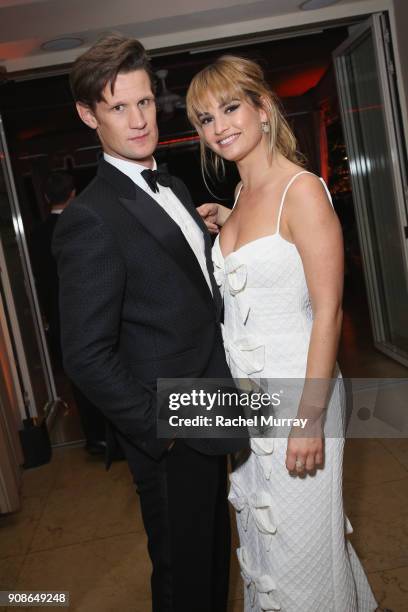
[117,435,231,612]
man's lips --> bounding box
[217,133,240,147]
[128,133,149,141]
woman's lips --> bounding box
[217,133,240,147]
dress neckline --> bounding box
[216,232,295,261]
[218,171,328,261]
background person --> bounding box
[30,171,106,455]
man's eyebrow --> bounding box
[105,100,126,109]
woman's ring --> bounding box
[295,459,305,469]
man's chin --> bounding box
[119,149,156,165]
[128,143,157,162]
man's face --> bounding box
[77,69,158,168]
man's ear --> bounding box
[76,102,98,130]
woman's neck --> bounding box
[237,146,288,192]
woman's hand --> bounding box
[197,203,232,233]
[286,426,324,475]
[197,203,220,234]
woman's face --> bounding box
[196,93,268,162]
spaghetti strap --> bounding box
[232,183,244,209]
[276,170,314,234]
[319,177,334,208]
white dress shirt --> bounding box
[104,153,212,294]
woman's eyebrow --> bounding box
[196,97,240,118]
[219,97,240,108]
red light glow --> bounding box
[158,135,199,146]
[274,64,329,97]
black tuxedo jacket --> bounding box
[53,159,246,463]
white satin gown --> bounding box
[212,171,377,611]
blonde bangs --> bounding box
[186,58,247,127]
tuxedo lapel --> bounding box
[119,186,214,307]
[171,179,222,316]
[98,159,219,313]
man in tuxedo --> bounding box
[52,33,246,612]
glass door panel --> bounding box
[0,114,56,419]
[334,13,408,365]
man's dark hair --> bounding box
[43,171,75,207]
[70,32,155,109]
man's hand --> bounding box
[197,203,219,234]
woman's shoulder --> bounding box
[284,170,329,205]
[279,168,335,234]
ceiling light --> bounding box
[41,37,83,52]
[300,0,340,9]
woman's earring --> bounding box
[261,121,270,133]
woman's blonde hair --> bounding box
[186,55,304,180]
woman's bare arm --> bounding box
[283,175,344,474]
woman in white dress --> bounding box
[186,56,381,611]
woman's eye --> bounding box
[200,116,212,125]
[225,103,240,113]
[113,105,124,112]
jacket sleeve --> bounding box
[52,202,169,460]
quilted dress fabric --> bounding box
[212,172,377,611]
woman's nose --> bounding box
[213,114,228,135]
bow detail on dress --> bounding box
[251,438,275,455]
[237,547,281,610]
[225,258,247,294]
[221,325,265,375]
[345,516,353,535]
[211,240,251,323]
[225,257,250,324]
[250,438,275,480]
[212,245,225,293]
[229,474,277,550]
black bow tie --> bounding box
[141,168,173,193]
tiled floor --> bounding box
[1,437,407,611]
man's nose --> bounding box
[129,106,147,129]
